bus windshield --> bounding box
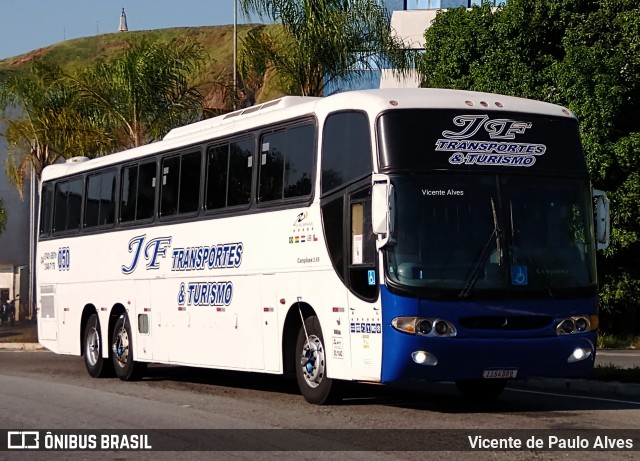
[385,174,597,299]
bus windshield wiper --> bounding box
[459,198,502,298]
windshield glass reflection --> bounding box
[385,174,596,299]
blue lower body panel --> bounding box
[379,286,598,383]
[380,333,596,383]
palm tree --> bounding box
[0,61,112,196]
[239,0,416,97]
[65,37,207,149]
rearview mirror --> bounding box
[371,174,395,249]
[593,189,610,250]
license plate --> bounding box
[483,369,518,379]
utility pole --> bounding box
[233,0,238,109]
[28,145,35,320]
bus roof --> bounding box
[41,88,575,182]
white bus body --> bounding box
[37,89,605,404]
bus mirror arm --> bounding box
[593,189,610,250]
[372,175,395,250]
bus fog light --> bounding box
[567,346,592,363]
[411,351,438,366]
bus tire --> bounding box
[83,314,113,378]
[455,379,507,400]
[295,316,339,405]
[112,314,146,381]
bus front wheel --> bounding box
[455,379,507,400]
[112,314,146,381]
[83,314,113,378]
[295,316,339,405]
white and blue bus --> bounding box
[37,88,610,404]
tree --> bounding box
[417,0,640,327]
[0,61,112,196]
[1,37,209,197]
[65,37,207,149]
[239,0,416,97]
[0,198,6,234]
[554,0,640,324]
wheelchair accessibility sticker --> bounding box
[511,265,528,286]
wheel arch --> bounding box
[282,301,316,374]
[79,304,99,356]
[108,303,129,354]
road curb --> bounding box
[0,342,46,351]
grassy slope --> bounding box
[0,24,284,107]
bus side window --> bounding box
[85,170,116,228]
[135,161,157,220]
[120,161,157,223]
[321,111,371,195]
[53,178,83,234]
[120,165,138,222]
[161,151,201,217]
[206,137,252,211]
[259,123,314,203]
[39,183,53,237]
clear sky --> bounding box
[0,0,263,60]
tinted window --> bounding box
[85,170,116,228]
[206,137,253,210]
[259,123,314,203]
[321,195,345,283]
[322,112,372,194]
[120,161,157,223]
[161,151,201,217]
[53,178,83,233]
[39,183,53,237]
[377,110,587,174]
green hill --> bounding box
[0,24,283,110]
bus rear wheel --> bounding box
[112,314,146,381]
[295,316,339,405]
[455,379,507,400]
[83,314,113,378]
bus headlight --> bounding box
[556,315,598,336]
[417,319,432,335]
[392,317,456,337]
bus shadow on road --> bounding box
[138,365,640,413]
[341,381,640,413]
[142,364,301,396]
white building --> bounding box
[327,0,507,93]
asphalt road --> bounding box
[596,350,640,369]
[1,351,640,461]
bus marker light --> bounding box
[412,351,438,366]
[392,317,416,334]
